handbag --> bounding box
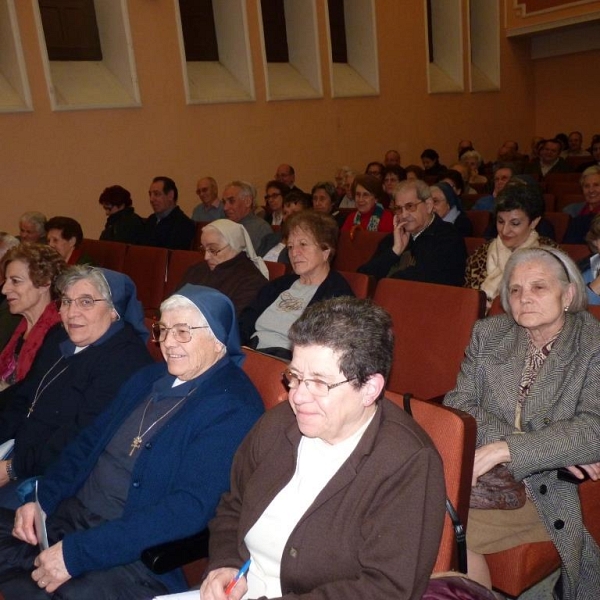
[470,463,526,510]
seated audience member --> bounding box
[420,148,446,177]
[18,212,47,244]
[581,213,600,306]
[445,248,600,600]
[144,176,196,250]
[563,166,600,244]
[0,235,24,352]
[239,212,353,359]
[365,161,384,179]
[311,181,344,227]
[0,285,263,599]
[202,297,446,600]
[0,245,65,390]
[338,168,357,209]
[562,131,590,158]
[460,150,488,186]
[471,163,516,211]
[555,132,569,154]
[577,138,600,172]
[381,165,407,207]
[404,164,425,181]
[457,139,474,159]
[333,166,348,199]
[263,180,291,226]
[358,180,466,286]
[448,162,478,195]
[178,220,268,317]
[341,175,393,232]
[465,181,558,309]
[383,149,401,166]
[524,138,572,178]
[0,266,153,508]
[438,169,466,197]
[45,217,91,265]
[192,177,225,223]
[430,182,473,237]
[275,164,303,193]
[223,181,273,252]
[98,185,145,245]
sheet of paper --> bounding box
[153,591,200,599]
[0,438,14,460]
[34,480,49,551]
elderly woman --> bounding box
[178,219,268,316]
[311,181,344,228]
[563,166,600,244]
[0,245,66,389]
[264,180,291,226]
[98,184,145,245]
[341,174,394,232]
[382,164,407,207]
[202,297,445,600]
[239,212,353,359]
[0,285,263,599]
[445,247,600,599]
[460,150,488,186]
[430,181,473,237]
[0,266,153,508]
[18,212,47,244]
[46,216,91,265]
[465,182,558,309]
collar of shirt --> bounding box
[155,206,176,222]
[411,213,435,241]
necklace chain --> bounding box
[27,356,69,418]
[129,387,197,456]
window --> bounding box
[328,0,347,63]
[179,0,219,61]
[261,0,289,62]
[469,0,500,91]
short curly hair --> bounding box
[2,243,67,298]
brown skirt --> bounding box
[467,498,551,554]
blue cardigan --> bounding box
[37,358,264,592]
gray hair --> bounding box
[394,179,431,201]
[0,233,19,259]
[56,265,115,309]
[499,247,587,316]
[19,211,47,235]
[460,150,483,166]
[224,180,256,208]
[580,165,600,187]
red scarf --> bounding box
[0,302,61,382]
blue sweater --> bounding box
[37,358,264,592]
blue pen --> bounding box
[224,558,251,596]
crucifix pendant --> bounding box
[129,436,142,456]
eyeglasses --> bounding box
[102,204,114,211]
[264,192,282,201]
[58,296,108,310]
[199,244,230,257]
[151,323,209,343]
[393,200,423,214]
[282,369,356,397]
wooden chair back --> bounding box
[332,230,389,272]
[164,249,204,298]
[79,239,128,272]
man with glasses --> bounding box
[191,176,225,223]
[222,181,272,252]
[358,180,466,286]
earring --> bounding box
[564,305,570,313]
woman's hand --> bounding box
[472,441,511,486]
[201,567,248,600]
[12,502,38,545]
[31,541,71,593]
[0,460,10,487]
[565,462,600,481]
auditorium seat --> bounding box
[264,260,287,280]
[464,236,486,256]
[560,244,590,264]
[164,249,204,298]
[79,239,128,272]
[191,221,211,251]
[339,270,376,299]
[557,193,584,213]
[373,278,485,399]
[544,212,570,243]
[332,229,389,272]
[466,210,492,238]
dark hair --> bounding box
[283,190,311,210]
[495,179,544,222]
[45,217,84,247]
[554,133,568,151]
[351,174,385,203]
[310,181,339,211]
[265,180,291,197]
[404,164,425,180]
[98,185,132,208]
[365,161,384,175]
[437,169,464,195]
[2,243,66,298]
[421,148,440,162]
[382,165,407,182]
[289,297,394,396]
[152,176,178,203]
[285,211,339,261]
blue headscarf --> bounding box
[434,181,464,212]
[175,284,244,367]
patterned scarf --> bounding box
[352,203,384,232]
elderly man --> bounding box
[191,177,225,223]
[471,163,516,211]
[18,212,47,244]
[563,166,600,243]
[383,150,401,167]
[562,131,590,158]
[358,180,466,286]
[275,164,303,193]
[143,176,196,250]
[222,181,272,252]
[525,139,572,178]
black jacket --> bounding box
[143,206,196,250]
